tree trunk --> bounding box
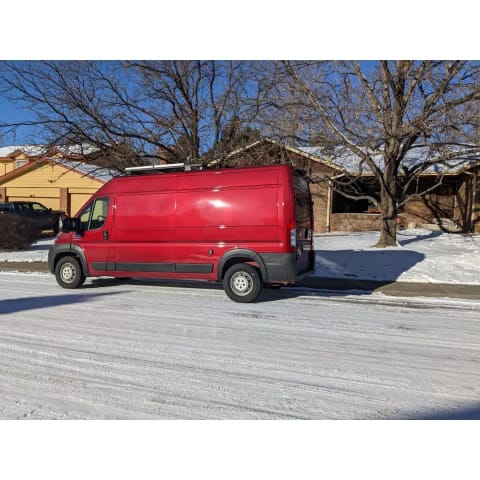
[374,177,398,248]
[375,214,398,248]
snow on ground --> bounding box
[0,272,479,420]
[1,229,480,284]
[0,236,52,263]
[314,229,480,284]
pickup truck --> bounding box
[0,201,64,234]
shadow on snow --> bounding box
[0,291,125,315]
[313,248,425,283]
[396,230,442,247]
[400,403,480,420]
[82,277,378,303]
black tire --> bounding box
[55,256,85,289]
[223,263,262,303]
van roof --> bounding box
[97,164,295,196]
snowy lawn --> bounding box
[314,229,480,284]
[1,229,479,284]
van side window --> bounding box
[79,198,110,231]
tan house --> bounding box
[0,145,44,176]
[0,145,96,176]
[0,148,116,216]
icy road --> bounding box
[0,271,479,420]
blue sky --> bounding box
[0,60,376,148]
[0,96,37,146]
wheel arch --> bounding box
[217,249,268,283]
[49,244,89,277]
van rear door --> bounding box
[293,172,315,276]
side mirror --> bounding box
[60,214,71,233]
[73,218,84,235]
[60,216,83,235]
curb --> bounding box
[0,261,49,273]
[2,262,480,300]
[298,277,480,300]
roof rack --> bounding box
[125,163,203,175]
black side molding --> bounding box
[101,262,214,274]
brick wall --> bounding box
[330,213,382,232]
[400,198,436,227]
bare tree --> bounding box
[0,60,264,168]
[271,61,480,246]
[4,60,479,245]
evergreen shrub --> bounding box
[0,215,39,250]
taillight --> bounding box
[290,228,297,247]
[288,220,296,249]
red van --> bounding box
[48,164,315,302]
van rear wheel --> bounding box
[223,263,262,303]
[55,256,85,289]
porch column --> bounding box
[0,187,6,202]
[326,180,333,232]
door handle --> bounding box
[103,230,109,240]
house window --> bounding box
[15,160,28,169]
[332,192,369,213]
[332,177,380,214]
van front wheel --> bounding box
[223,263,262,303]
[55,256,85,289]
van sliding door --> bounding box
[112,192,176,274]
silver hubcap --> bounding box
[61,263,76,283]
[230,271,254,296]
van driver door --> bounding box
[76,197,114,275]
